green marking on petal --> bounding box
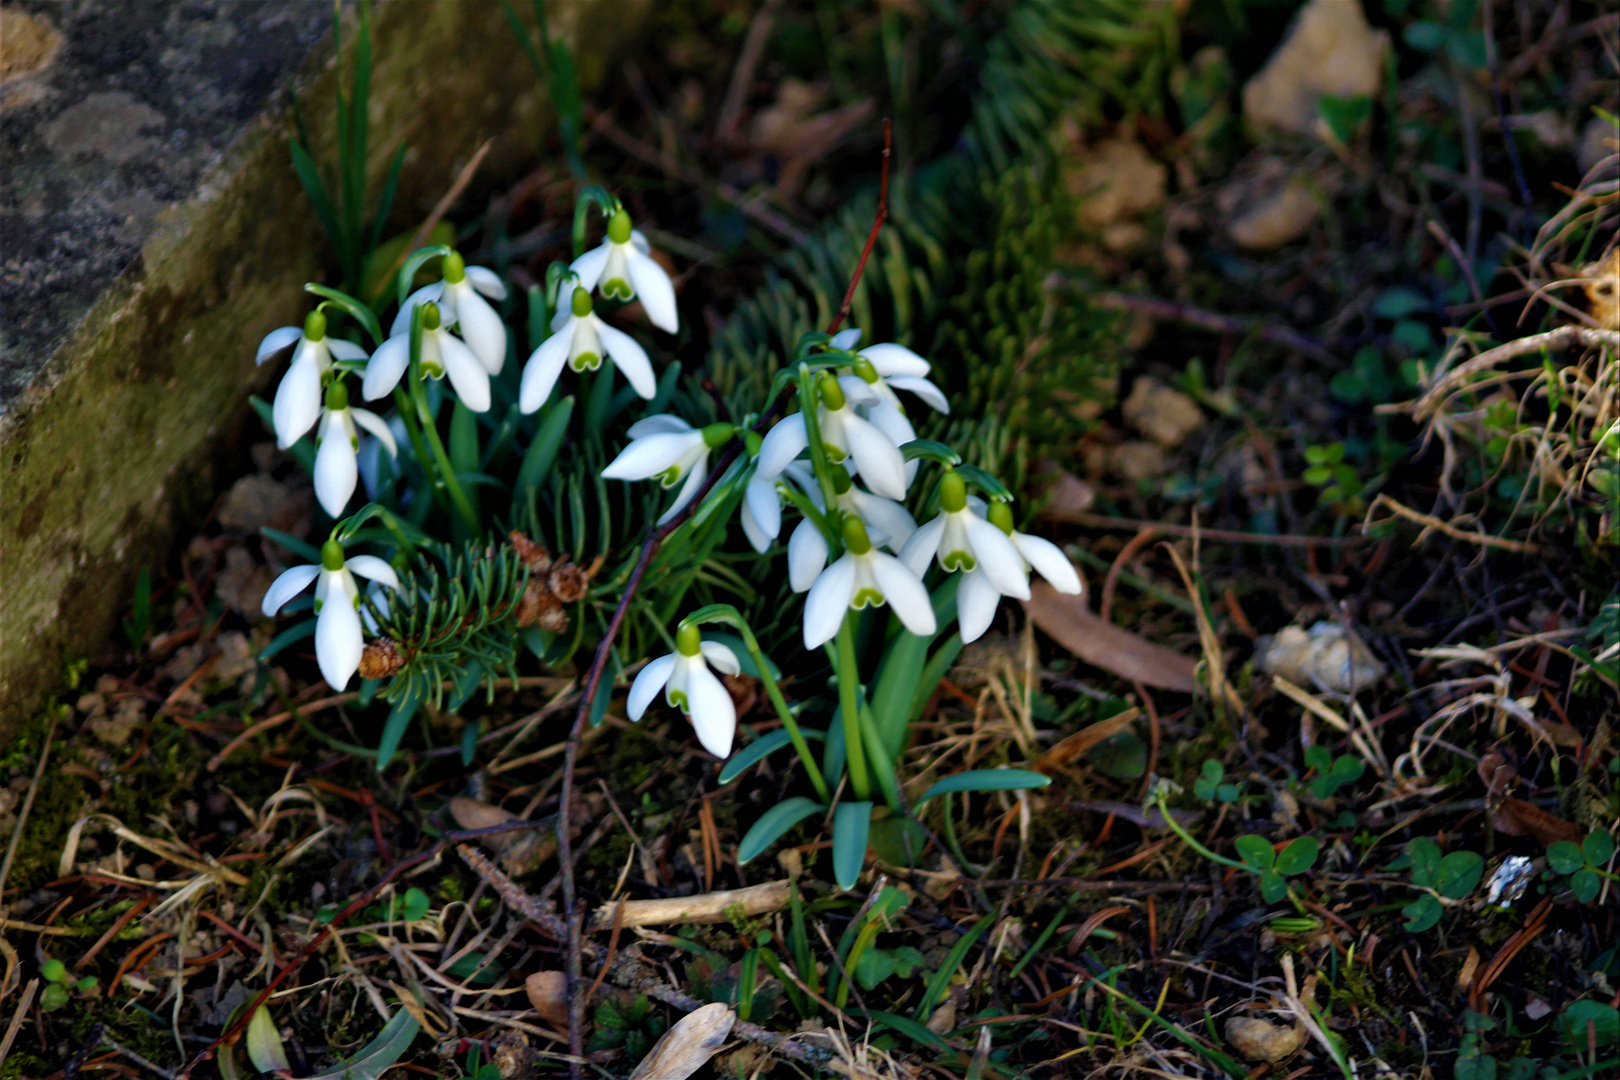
[825,445,846,464]
[942,550,976,573]
[423,361,445,379]
[658,465,683,488]
[602,277,633,300]
[570,351,601,371]
[852,587,885,609]
[667,688,689,712]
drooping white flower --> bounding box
[856,343,950,416]
[898,472,1029,643]
[571,209,679,333]
[802,517,936,648]
[363,301,491,411]
[757,375,909,501]
[783,469,916,590]
[520,287,656,412]
[261,541,400,691]
[742,461,818,554]
[391,252,509,375]
[258,310,370,449]
[626,623,740,757]
[602,415,735,525]
[954,506,1082,643]
[311,380,398,518]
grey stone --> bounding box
[0,0,649,742]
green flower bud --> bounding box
[321,540,346,571]
[701,422,736,448]
[572,287,594,317]
[939,470,967,513]
[304,308,327,342]
[607,208,633,245]
[324,379,349,412]
[987,500,1015,535]
[443,250,466,283]
[830,468,852,495]
[841,514,872,555]
[422,302,442,331]
[676,622,702,657]
[818,372,846,411]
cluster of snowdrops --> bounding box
[254,196,1080,882]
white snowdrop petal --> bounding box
[603,431,697,480]
[744,473,782,543]
[830,328,863,351]
[627,414,693,438]
[836,375,879,405]
[455,289,508,375]
[783,462,824,510]
[965,515,1031,600]
[464,265,508,300]
[314,588,364,691]
[685,665,737,758]
[898,514,945,578]
[757,413,809,478]
[885,375,950,414]
[273,357,324,448]
[956,568,1001,644]
[520,330,572,413]
[741,502,770,553]
[390,283,445,337]
[349,408,398,457]
[327,338,370,363]
[803,555,857,649]
[630,229,651,255]
[361,335,411,401]
[851,491,917,552]
[871,553,937,637]
[344,555,400,590]
[570,243,611,292]
[313,414,358,518]
[865,402,918,486]
[627,654,677,720]
[788,518,829,593]
[257,326,304,364]
[859,343,931,378]
[261,564,320,616]
[700,641,742,676]
[845,415,909,500]
[1014,533,1083,594]
[438,333,492,412]
[657,458,708,525]
[627,247,679,333]
[595,321,657,398]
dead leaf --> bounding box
[1456,947,1481,992]
[925,1000,956,1036]
[628,1002,735,1080]
[1066,137,1167,229]
[449,797,553,875]
[1034,709,1140,776]
[217,474,312,536]
[748,79,874,198]
[524,971,569,1030]
[1477,749,1517,799]
[1034,467,1096,521]
[1225,1015,1306,1063]
[1121,377,1204,448]
[1491,798,1581,847]
[1024,581,1198,693]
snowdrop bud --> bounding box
[818,372,846,411]
[701,422,736,448]
[324,379,348,412]
[443,250,466,283]
[830,468,852,495]
[988,501,1015,534]
[842,514,872,555]
[852,356,880,383]
[304,309,327,342]
[572,288,593,317]
[677,621,703,657]
[422,302,442,331]
[321,540,346,572]
[940,470,967,514]
[608,209,633,245]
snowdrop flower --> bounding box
[855,344,950,416]
[392,252,509,375]
[898,474,1033,642]
[363,302,491,412]
[783,469,917,590]
[602,415,735,524]
[627,623,740,757]
[311,380,397,518]
[258,310,370,449]
[742,459,818,554]
[951,502,1083,643]
[261,541,400,691]
[572,209,678,333]
[520,288,656,413]
[803,516,936,649]
[757,374,910,501]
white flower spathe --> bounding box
[312,386,398,518]
[802,523,936,648]
[258,316,369,449]
[572,210,678,333]
[390,255,509,375]
[626,632,740,757]
[261,543,400,691]
[601,415,717,525]
[520,287,655,413]
[362,310,492,412]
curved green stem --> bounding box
[682,605,829,805]
[571,186,617,259]
[836,613,870,801]
[1154,791,1248,871]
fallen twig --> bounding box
[1413,326,1620,418]
[1365,494,1539,554]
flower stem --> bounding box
[405,307,480,537]
[836,613,870,801]
[1154,790,1248,871]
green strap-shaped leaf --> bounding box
[375,686,421,772]
[512,395,574,515]
[914,769,1051,806]
[832,801,874,891]
[738,798,825,865]
[306,1007,421,1080]
[914,912,994,1022]
[719,728,824,786]
[258,619,316,662]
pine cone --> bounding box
[548,562,589,603]
[358,638,405,680]
[508,531,553,574]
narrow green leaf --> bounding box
[914,913,993,1022]
[289,138,342,257]
[870,628,931,759]
[915,769,1051,806]
[449,400,479,477]
[719,728,825,785]
[854,1009,952,1051]
[832,801,873,890]
[260,527,323,564]
[513,396,573,515]
[738,798,824,865]
[306,1007,421,1080]
[259,619,316,662]
[375,686,420,771]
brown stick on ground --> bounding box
[1366,494,1540,555]
[587,880,792,930]
[1414,326,1620,418]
